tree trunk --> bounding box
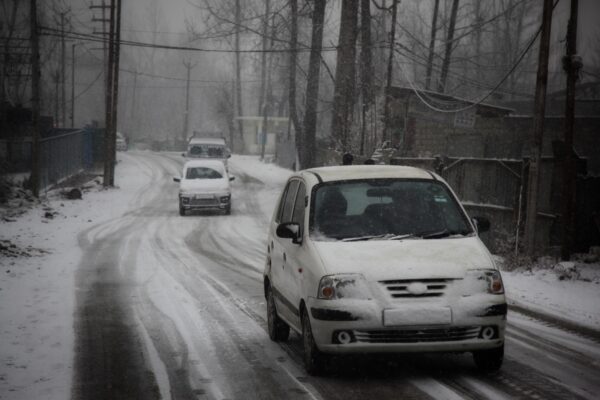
[289,0,302,167]
[302,0,327,169]
[234,0,244,148]
[425,0,440,90]
[438,0,459,93]
[330,0,358,151]
[382,0,398,144]
[359,0,372,155]
[259,0,271,160]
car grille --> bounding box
[354,326,480,343]
[190,197,218,206]
[379,278,452,298]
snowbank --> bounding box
[0,153,151,399]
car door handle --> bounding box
[283,253,286,262]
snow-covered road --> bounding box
[2,151,599,400]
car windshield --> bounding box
[185,167,223,179]
[188,145,225,158]
[310,179,473,241]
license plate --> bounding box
[194,194,213,199]
[383,307,452,326]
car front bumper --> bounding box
[306,295,506,354]
[179,192,230,210]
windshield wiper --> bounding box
[341,234,389,242]
[418,229,472,239]
[386,233,420,240]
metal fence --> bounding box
[39,129,93,191]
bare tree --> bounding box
[301,0,326,169]
[330,0,359,151]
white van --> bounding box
[183,137,231,169]
[264,165,506,375]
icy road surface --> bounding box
[67,152,600,400]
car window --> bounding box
[310,179,472,240]
[275,183,290,223]
[280,180,299,222]
[291,182,306,227]
[189,146,203,156]
[185,167,223,179]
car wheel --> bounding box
[301,307,327,375]
[266,287,289,342]
[225,204,231,215]
[179,204,185,216]
[473,344,504,372]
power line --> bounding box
[39,26,347,54]
[393,0,560,113]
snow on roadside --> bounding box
[500,257,600,331]
[228,155,292,217]
[0,152,151,400]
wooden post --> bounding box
[561,0,580,260]
[523,0,553,256]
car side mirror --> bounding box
[229,176,235,181]
[173,177,181,183]
[276,222,302,244]
[227,154,232,158]
[472,216,490,234]
[181,153,186,157]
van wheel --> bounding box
[267,287,289,341]
[473,345,504,372]
[301,307,327,375]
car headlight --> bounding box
[317,274,372,300]
[464,269,504,295]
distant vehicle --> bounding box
[116,132,127,151]
[183,137,231,170]
[173,159,235,216]
[264,165,505,375]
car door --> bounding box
[280,181,307,329]
[270,180,299,323]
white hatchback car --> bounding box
[174,159,234,216]
[264,165,506,375]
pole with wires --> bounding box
[523,0,553,256]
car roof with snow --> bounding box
[183,159,227,171]
[188,137,226,145]
[301,165,436,184]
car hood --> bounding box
[180,178,229,193]
[311,236,494,281]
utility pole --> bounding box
[71,43,75,128]
[103,0,115,187]
[382,0,397,144]
[523,0,553,256]
[30,0,41,197]
[60,11,67,127]
[561,0,581,260]
[110,0,122,176]
[130,69,138,139]
[182,59,195,142]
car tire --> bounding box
[301,307,327,375]
[225,204,231,215]
[266,287,289,342]
[179,204,186,216]
[473,344,504,372]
